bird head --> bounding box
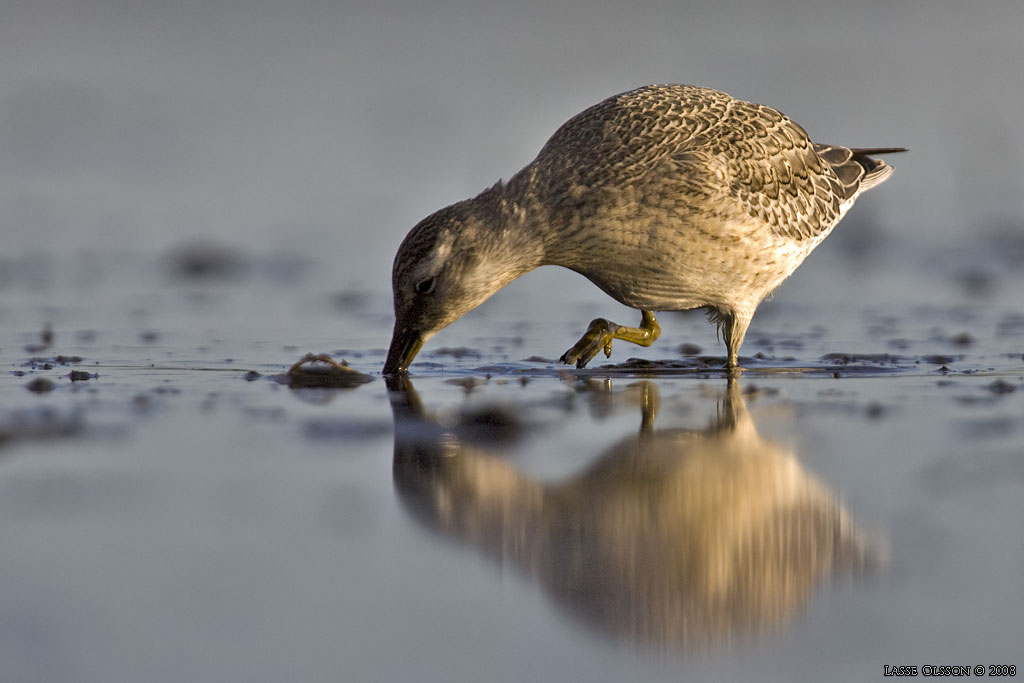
[384,200,514,374]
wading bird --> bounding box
[384,84,903,374]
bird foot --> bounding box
[559,311,662,369]
[559,318,617,369]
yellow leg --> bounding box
[559,310,661,369]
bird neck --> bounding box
[466,180,546,283]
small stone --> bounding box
[26,377,56,393]
[988,379,1016,394]
[282,353,373,389]
[865,402,886,419]
[677,343,703,356]
[950,332,974,346]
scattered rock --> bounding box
[988,379,1017,394]
[922,354,962,366]
[279,353,374,389]
[25,377,56,393]
[167,241,246,280]
[950,332,974,346]
[23,355,83,369]
[820,353,901,366]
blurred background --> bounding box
[3,4,1023,681]
[2,0,1022,297]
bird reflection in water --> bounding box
[387,377,882,649]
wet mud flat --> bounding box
[1,244,1023,682]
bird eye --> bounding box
[415,277,436,294]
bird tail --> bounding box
[850,147,907,193]
[849,147,908,156]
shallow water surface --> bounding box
[1,243,1022,683]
